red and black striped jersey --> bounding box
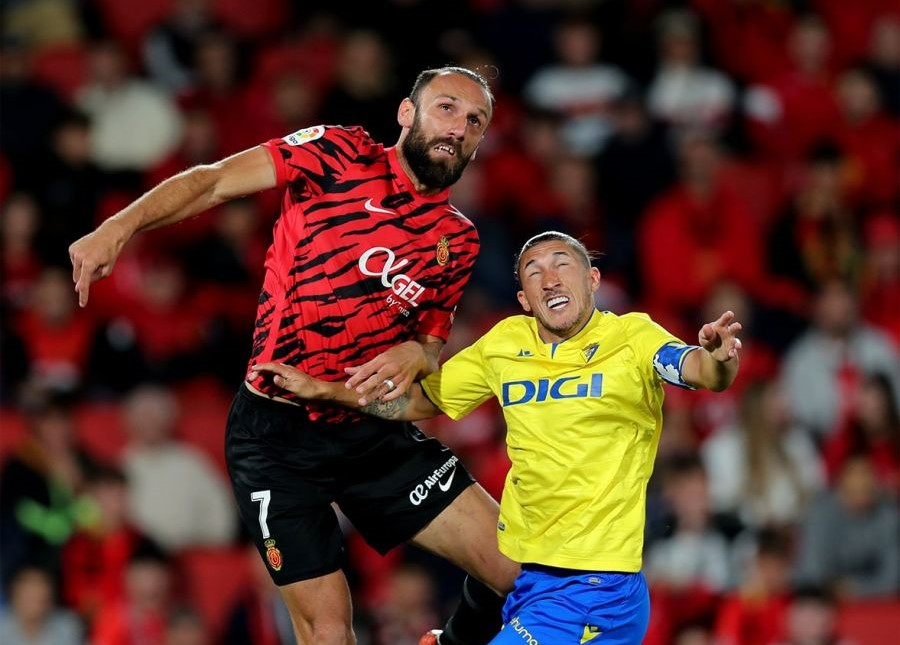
[247,125,480,422]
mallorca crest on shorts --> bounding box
[436,236,450,266]
[264,539,283,571]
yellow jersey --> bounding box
[421,309,697,572]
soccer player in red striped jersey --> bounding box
[69,67,518,645]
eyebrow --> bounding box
[434,94,490,121]
[522,251,574,272]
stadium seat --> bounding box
[30,43,89,101]
[175,546,252,637]
[838,599,900,645]
[213,0,288,38]
[719,158,785,229]
[175,378,233,476]
[93,0,172,51]
[0,407,28,464]
[73,401,126,465]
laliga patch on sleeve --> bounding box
[283,125,325,146]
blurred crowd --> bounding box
[1,0,899,644]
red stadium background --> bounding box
[1,1,898,644]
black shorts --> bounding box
[225,384,475,586]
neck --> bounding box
[394,142,440,196]
[537,310,594,343]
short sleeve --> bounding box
[261,125,372,190]
[421,334,493,420]
[623,313,699,389]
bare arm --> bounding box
[249,362,442,421]
[68,146,276,307]
[681,310,742,391]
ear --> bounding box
[398,98,414,128]
[516,290,531,312]
[589,267,601,294]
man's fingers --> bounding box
[354,371,387,395]
[715,310,735,326]
[380,376,411,401]
[75,264,93,308]
[345,361,384,388]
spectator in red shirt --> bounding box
[859,211,900,347]
[639,130,764,326]
[766,143,863,308]
[744,15,841,166]
[1,193,43,312]
[823,371,900,494]
[61,464,148,624]
[714,526,795,645]
[91,540,172,645]
[690,0,794,85]
[14,266,97,394]
[832,68,900,210]
[177,30,259,158]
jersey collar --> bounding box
[534,308,603,354]
[386,146,451,203]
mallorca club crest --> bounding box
[436,235,450,266]
[582,342,599,362]
[264,539,283,571]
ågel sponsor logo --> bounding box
[501,374,603,407]
[358,247,427,314]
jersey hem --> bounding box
[500,543,642,573]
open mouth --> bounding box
[546,296,569,311]
[433,143,456,157]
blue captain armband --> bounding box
[652,342,700,389]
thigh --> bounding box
[279,569,355,643]
[410,484,520,595]
[336,423,476,554]
[226,387,344,586]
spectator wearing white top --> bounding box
[523,14,630,156]
[646,9,736,133]
[702,379,825,529]
[77,41,184,172]
[121,384,237,551]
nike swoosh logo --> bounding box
[438,467,457,492]
[364,198,395,214]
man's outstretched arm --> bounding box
[69,146,276,307]
[249,362,443,421]
[681,310,742,391]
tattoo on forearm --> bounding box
[361,394,410,420]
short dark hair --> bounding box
[514,231,595,286]
[409,66,496,111]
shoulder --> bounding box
[616,311,657,331]
[278,125,380,156]
[440,206,479,248]
[445,204,477,230]
[477,315,533,348]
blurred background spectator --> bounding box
[1,0,898,641]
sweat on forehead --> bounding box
[514,231,592,281]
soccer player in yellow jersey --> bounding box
[251,231,743,644]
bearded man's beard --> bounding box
[401,117,471,189]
